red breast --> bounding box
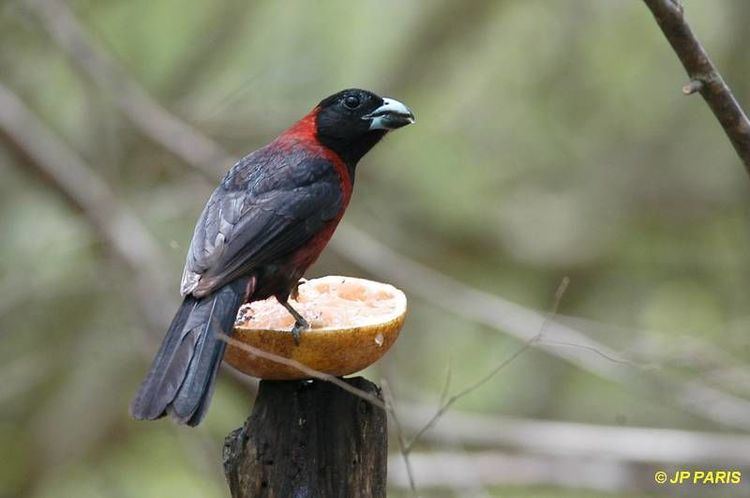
[274,107,353,269]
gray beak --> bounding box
[364,97,415,130]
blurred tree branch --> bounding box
[161,2,257,102]
[23,0,232,181]
[0,82,172,329]
[334,226,750,431]
[380,279,567,496]
[399,278,568,455]
[398,403,750,466]
[383,0,498,92]
[390,408,750,493]
[0,81,257,391]
[643,0,750,177]
[386,451,646,494]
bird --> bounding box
[130,88,414,426]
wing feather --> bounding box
[180,150,343,297]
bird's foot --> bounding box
[278,297,309,345]
[291,317,310,345]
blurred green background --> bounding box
[1,0,749,497]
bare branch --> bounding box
[23,0,233,180]
[643,0,750,176]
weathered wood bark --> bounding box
[223,377,387,498]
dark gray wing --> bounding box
[180,152,343,297]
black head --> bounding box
[315,88,414,169]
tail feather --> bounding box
[171,284,243,424]
[130,298,198,420]
[130,277,249,426]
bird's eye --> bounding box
[343,95,360,109]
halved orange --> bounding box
[224,276,407,380]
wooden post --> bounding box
[223,377,387,498]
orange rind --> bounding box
[225,276,406,380]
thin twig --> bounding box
[536,340,644,367]
[333,225,750,431]
[682,79,703,95]
[217,333,386,410]
[404,277,570,453]
[643,0,750,176]
[381,379,417,497]
[406,340,536,454]
[438,359,452,407]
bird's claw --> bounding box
[291,319,309,345]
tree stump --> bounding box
[223,377,387,498]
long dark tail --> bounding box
[130,277,249,426]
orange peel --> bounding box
[225,276,406,380]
